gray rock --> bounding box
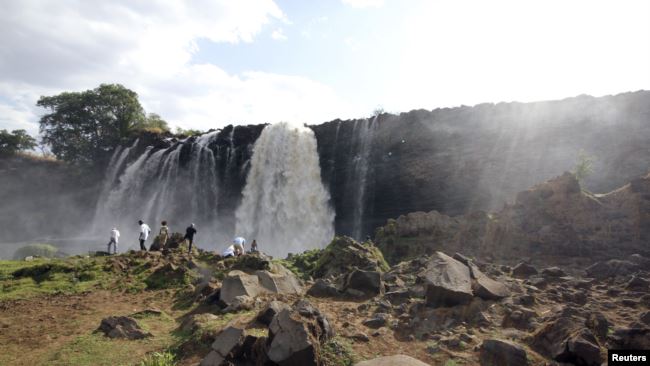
[479,339,529,366]
[344,269,383,297]
[220,270,266,304]
[362,313,389,329]
[257,300,291,326]
[423,252,473,307]
[97,316,151,340]
[307,279,341,298]
[200,326,245,366]
[268,309,318,366]
[640,311,650,325]
[469,262,510,300]
[354,354,431,366]
[541,267,567,278]
[256,269,303,295]
[223,295,254,313]
[512,263,538,278]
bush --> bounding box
[13,243,59,260]
[138,351,176,366]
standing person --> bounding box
[233,236,246,256]
[250,239,258,253]
[184,223,197,254]
[107,227,120,255]
[138,220,151,251]
[159,220,169,249]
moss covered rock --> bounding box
[313,236,389,279]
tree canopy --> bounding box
[37,84,149,166]
[0,129,37,157]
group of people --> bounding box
[105,219,256,256]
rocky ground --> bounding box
[0,233,648,366]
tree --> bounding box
[573,149,594,184]
[37,84,146,166]
[0,129,37,157]
[133,113,170,133]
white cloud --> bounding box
[341,0,384,9]
[0,0,350,134]
[271,28,288,41]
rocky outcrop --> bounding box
[219,266,303,306]
[376,171,650,264]
[312,236,389,279]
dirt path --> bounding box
[0,290,179,366]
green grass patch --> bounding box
[321,336,357,366]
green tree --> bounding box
[133,113,170,133]
[174,126,203,137]
[573,149,594,184]
[0,129,37,156]
[37,84,146,166]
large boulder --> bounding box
[422,252,473,307]
[200,326,263,366]
[530,314,602,366]
[479,339,529,366]
[267,301,333,366]
[97,316,151,340]
[256,269,302,295]
[512,263,538,278]
[344,269,383,298]
[220,270,266,304]
[354,355,431,366]
[467,261,510,300]
[307,279,341,298]
[313,236,389,279]
[257,300,292,326]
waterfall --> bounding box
[235,122,335,257]
[92,132,226,249]
[348,117,377,239]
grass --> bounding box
[321,336,357,366]
[138,351,177,366]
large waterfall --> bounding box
[235,123,335,257]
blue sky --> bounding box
[1,0,649,135]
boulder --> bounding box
[502,306,537,330]
[313,236,389,278]
[268,306,331,366]
[257,300,291,326]
[344,269,383,297]
[362,313,389,329]
[530,315,602,366]
[541,267,567,278]
[608,327,650,349]
[354,355,431,366]
[640,311,650,325]
[422,252,473,307]
[256,269,302,295]
[625,276,649,290]
[585,312,610,340]
[468,262,510,300]
[97,316,151,340]
[479,339,529,366]
[585,260,639,279]
[180,313,219,333]
[512,263,538,278]
[307,279,341,298]
[220,270,266,304]
[223,295,254,313]
[200,326,245,366]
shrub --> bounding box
[138,351,176,366]
[13,243,59,260]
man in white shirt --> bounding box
[233,236,246,256]
[107,228,120,254]
[138,220,151,251]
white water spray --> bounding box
[235,122,335,257]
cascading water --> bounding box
[348,117,377,239]
[92,132,226,249]
[235,122,335,257]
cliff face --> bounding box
[313,91,650,239]
[375,171,650,264]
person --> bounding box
[233,236,246,256]
[159,220,169,249]
[250,239,258,253]
[184,223,197,253]
[138,220,151,251]
[222,244,235,258]
[107,227,120,254]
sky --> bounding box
[0,0,649,135]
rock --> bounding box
[307,279,341,298]
[566,331,602,366]
[220,270,266,304]
[97,316,151,340]
[502,306,537,330]
[200,326,245,366]
[530,315,602,366]
[268,308,325,366]
[344,269,383,297]
[384,289,411,305]
[313,236,389,278]
[512,263,538,278]
[608,327,650,349]
[541,267,567,278]
[354,354,431,366]
[468,262,510,300]
[223,295,254,313]
[640,311,650,325]
[479,339,529,366]
[256,269,302,294]
[585,312,609,340]
[348,332,370,342]
[626,275,649,290]
[257,300,291,326]
[422,252,473,307]
[585,260,639,280]
[362,313,389,329]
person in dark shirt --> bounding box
[184,223,197,254]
